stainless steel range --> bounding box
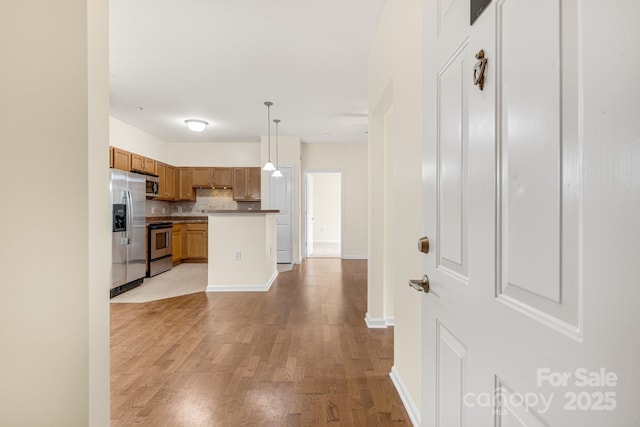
[147,222,173,277]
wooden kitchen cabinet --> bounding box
[113,148,131,171]
[155,162,167,198]
[192,166,238,189]
[109,147,114,168]
[248,167,261,200]
[186,223,208,261]
[232,167,261,201]
[192,167,213,187]
[212,167,233,188]
[130,153,145,173]
[172,223,186,265]
[166,165,177,200]
[155,163,176,200]
[178,167,196,201]
[143,157,156,174]
[131,154,156,175]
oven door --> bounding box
[150,226,172,259]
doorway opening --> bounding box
[304,171,342,259]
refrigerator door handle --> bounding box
[126,190,133,245]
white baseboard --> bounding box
[390,366,421,427]
[341,255,368,260]
[364,313,394,328]
[206,270,278,292]
[294,258,302,264]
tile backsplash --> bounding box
[146,189,260,217]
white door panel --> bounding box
[270,166,293,264]
[496,0,581,331]
[436,322,468,427]
[437,40,469,282]
[420,0,638,425]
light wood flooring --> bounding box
[111,259,410,426]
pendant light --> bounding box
[263,101,276,171]
[272,119,283,177]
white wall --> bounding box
[167,142,260,167]
[368,0,423,420]
[110,117,261,167]
[207,214,277,289]
[110,116,171,163]
[302,143,368,259]
[88,0,111,423]
[310,173,342,242]
[0,0,110,425]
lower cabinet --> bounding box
[185,223,208,261]
[172,223,185,265]
[172,222,207,264]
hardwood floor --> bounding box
[111,259,410,426]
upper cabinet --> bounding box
[192,167,234,189]
[155,162,177,200]
[166,165,177,200]
[233,167,261,201]
[155,162,167,197]
[131,153,156,175]
[113,148,130,171]
[192,167,213,188]
[143,158,155,174]
[178,167,196,201]
[212,167,233,189]
[130,153,144,172]
[248,168,261,200]
[109,147,258,203]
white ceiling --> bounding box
[109,0,385,144]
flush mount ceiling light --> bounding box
[184,119,208,132]
[272,119,283,177]
[263,101,276,171]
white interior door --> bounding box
[419,1,639,426]
[305,173,314,257]
[270,165,293,264]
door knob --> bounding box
[409,275,430,293]
[417,236,430,253]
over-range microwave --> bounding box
[145,174,159,197]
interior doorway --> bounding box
[304,171,342,259]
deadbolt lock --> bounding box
[417,236,430,254]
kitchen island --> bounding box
[205,210,279,292]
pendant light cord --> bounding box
[263,101,275,171]
[274,119,280,168]
[266,102,272,162]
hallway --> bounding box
[110,259,410,426]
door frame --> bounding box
[302,169,344,260]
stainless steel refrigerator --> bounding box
[110,169,146,297]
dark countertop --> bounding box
[146,216,208,225]
[145,211,278,225]
[205,210,280,214]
